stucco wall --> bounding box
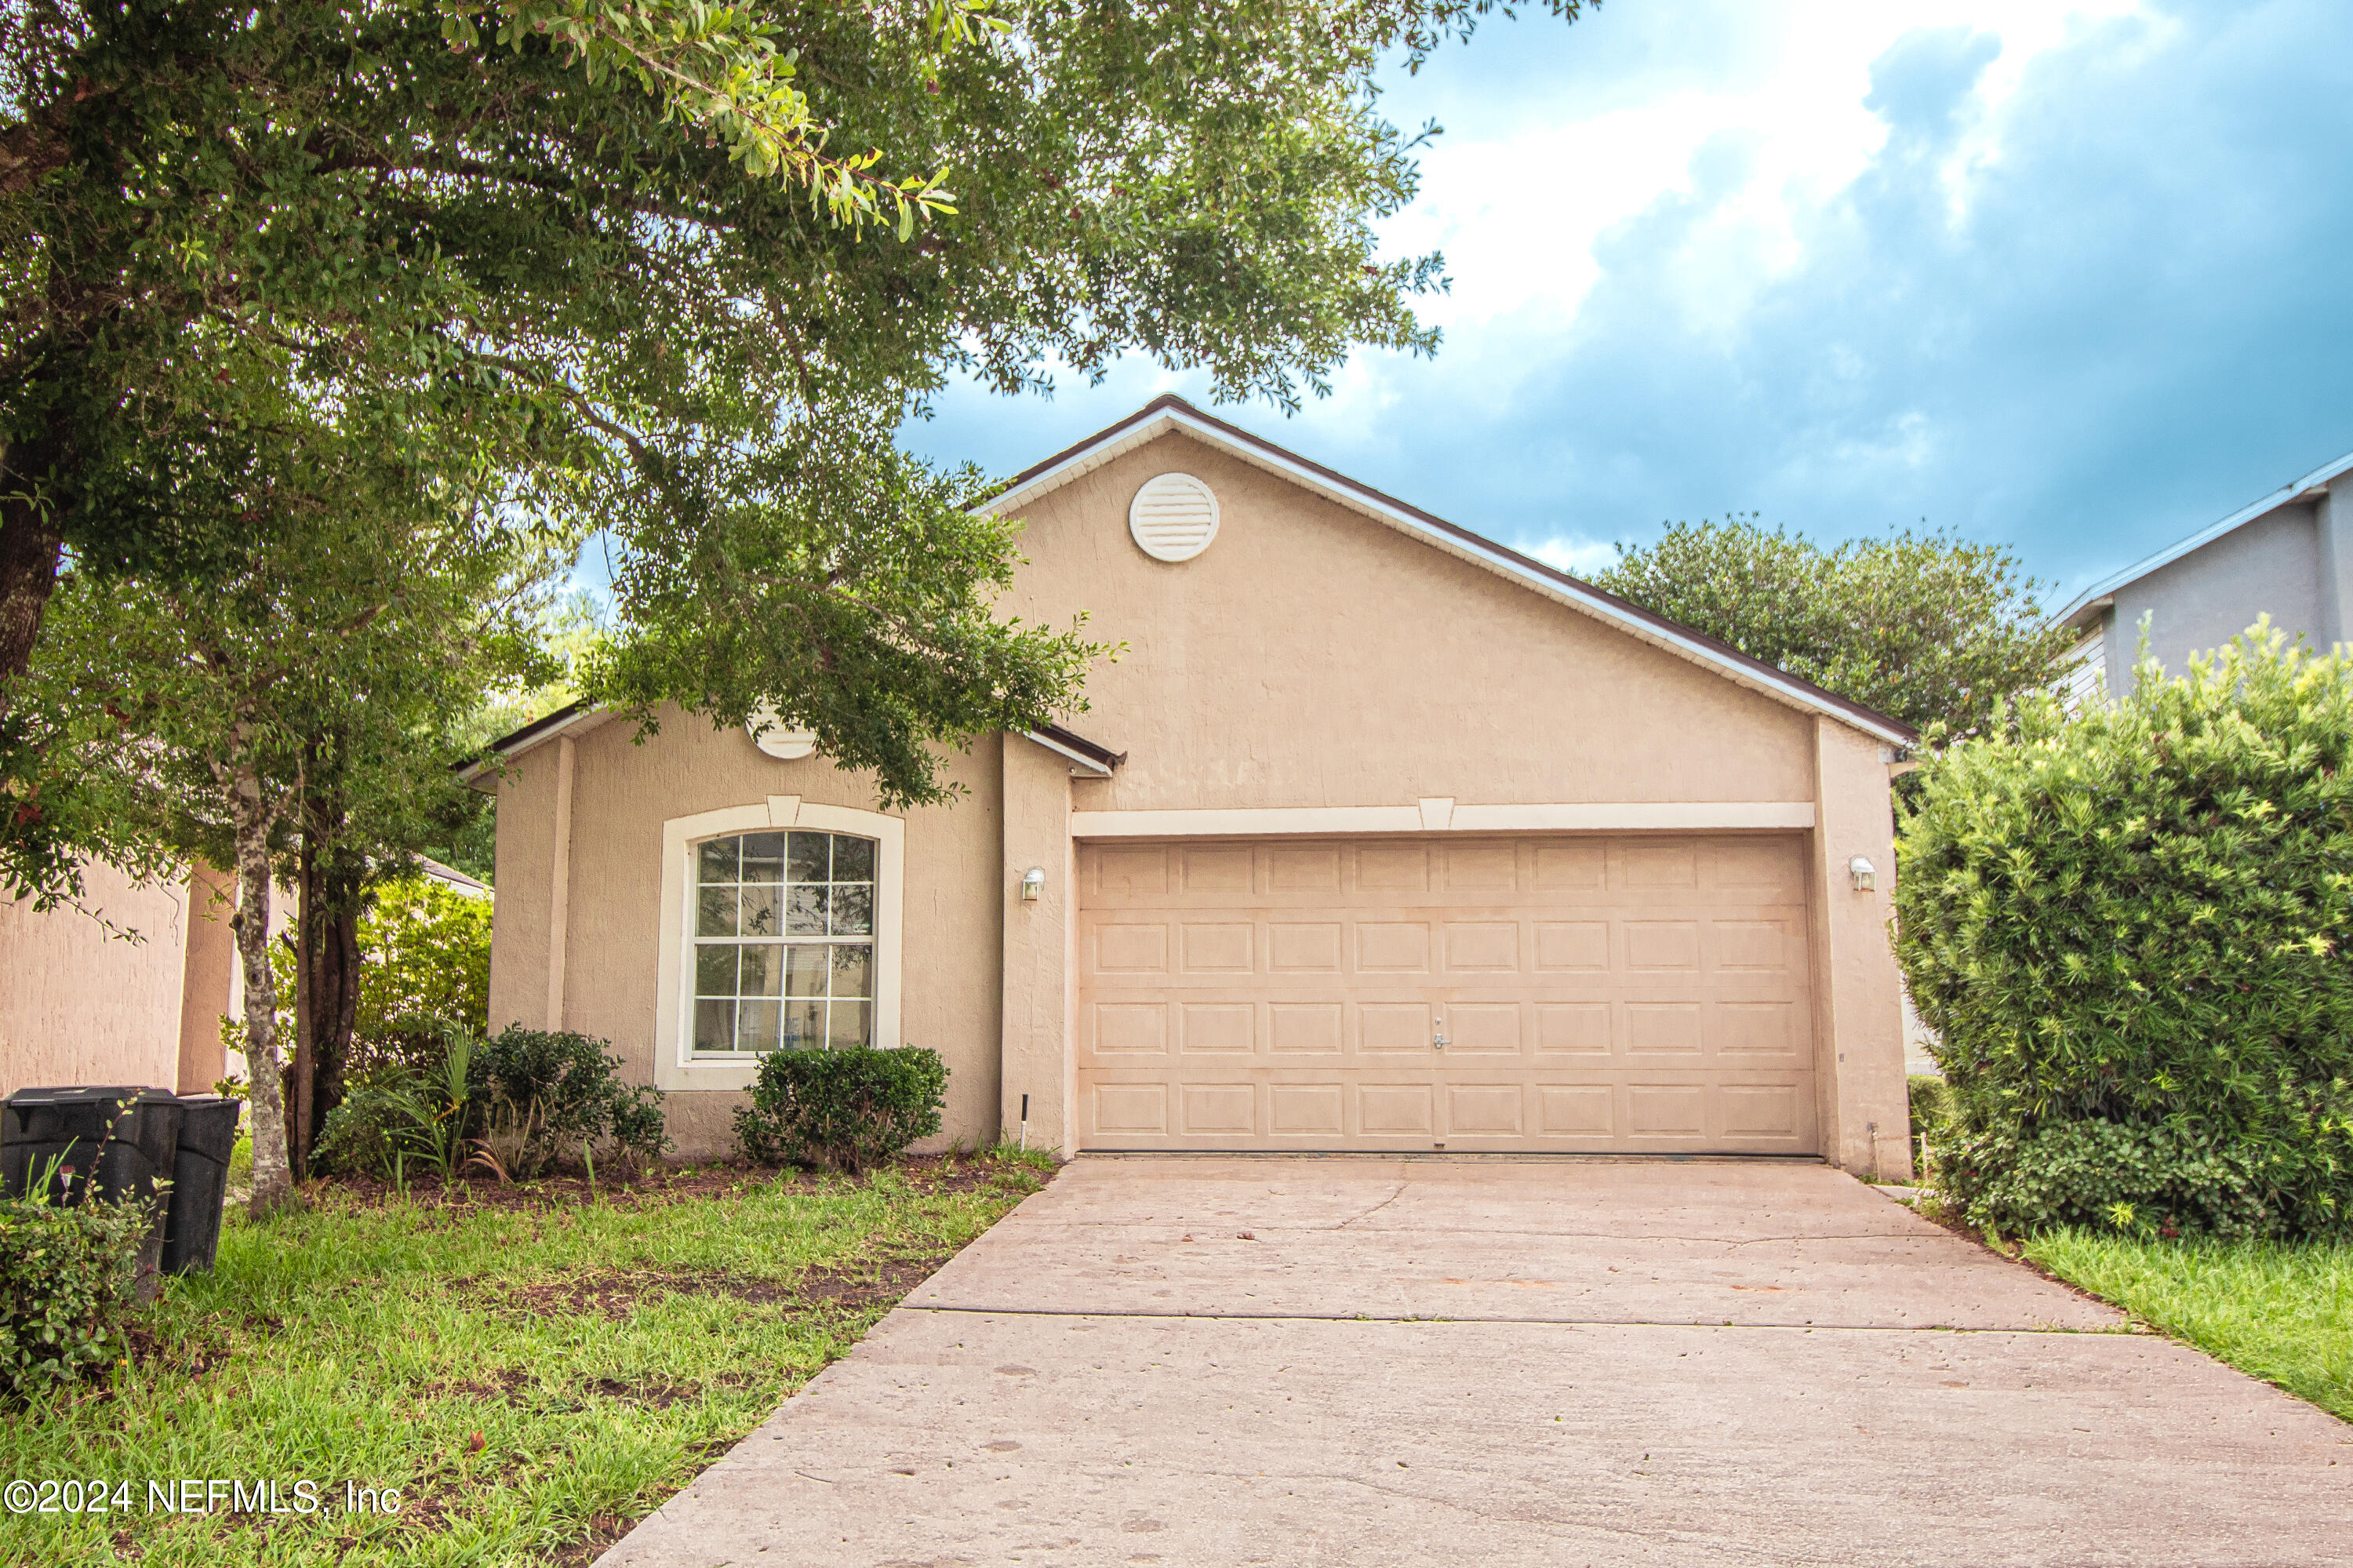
[1,861,193,1099]
[1807,718,1910,1180]
[998,434,1819,810]
[2104,501,2322,689]
[488,716,1008,1158]
[485,423,1907,1166]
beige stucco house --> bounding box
[0,861,239,1101]
[478,398,1918,1176]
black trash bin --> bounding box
[3,1086,183,1298]
[162,1096,241,1275]
[1,1086,181,1208]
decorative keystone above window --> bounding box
[746,704,816,759]
[1129,472,1220,562]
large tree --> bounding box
[19,399,559,1213]
[2,0,1590,900]
[1594,517,2075,740]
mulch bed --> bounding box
[307,1153,1023,1213]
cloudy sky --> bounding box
[901,0,2353,604]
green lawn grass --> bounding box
[2,1149,1049,1566]
[2024,1231,2353,1421]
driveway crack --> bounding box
[1334,1181,1409,1230]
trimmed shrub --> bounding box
[311,1079,412,1180]
[469,1026,671,1177]
[735,1046,947,1173]
[314,1026,669,1181]
[1897,622,2353,1239]
[0,1188,150,1401]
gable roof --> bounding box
[990,395,1917,746]
[456,700,1125,787]
[2057,444,2353,631]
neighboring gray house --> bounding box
[2059,446,2353,699]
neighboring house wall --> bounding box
[2066,453,2353,691]
[2095,501,2322,690]
[0,860,240,1100]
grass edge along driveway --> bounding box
[1,1149,1051,1568]
[2024,1230,2353,1424]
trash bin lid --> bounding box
[4,1085,169,1107]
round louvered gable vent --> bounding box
[1129,473,1220,562]
[745,704,816,760]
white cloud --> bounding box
[1523,533,1624,579]
[1378,0,2147,345]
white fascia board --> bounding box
[1021,728,1115,776]
[2057,446,2353,625]
[456,706,612,787]
[991,406,1914,748]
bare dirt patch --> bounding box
[481,1251,957,1321]
[588,1374,703,1409]
[428,1367,532,1401]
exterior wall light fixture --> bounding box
[1020,867,1046,902]
[1849,856,1878,893]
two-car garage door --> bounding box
[1074,834,1819,1153]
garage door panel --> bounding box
[1534,920,1609,970]
[1270,1083,1346,1135]
[1536,1002,1613,1055]
[1178,921,1254,972]
[1179,1083,1256,1136]
[1093,846,1172,898]
[1179,845,1254,893]
[1178,1002,1255,1055]
[1089,1002,1168,1057]
[1093,922,1169,973]
[1623,842,1699,888]
[1268,1002,1344,1054]
[1533,840,1606,889]
[1442,842,1518,890]
[1075,834,1817,1152]
[1355,922,1431,972]
[1712,1000,1804,1060]
[1091,1082,1169,1136]
[1446,1003,1522,1054]
[1269,845,1342,891]
[1267,922,1342,972]
[1446,1083,1525,1135]
[1358,1083,1435,1136]
[1356,842,1431,890]
[1442,921,1520,971]
[1359,1002,1434,1053]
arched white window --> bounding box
[691,829,875,1053]
[653,799,904,1091]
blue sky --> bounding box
[900,0,2353,606]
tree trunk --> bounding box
[290,913,314,1174]
[0,468,63,713]
[227,754,299,1217]
[291,791,364,1173]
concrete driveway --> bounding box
[601,1157,2352,1566]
